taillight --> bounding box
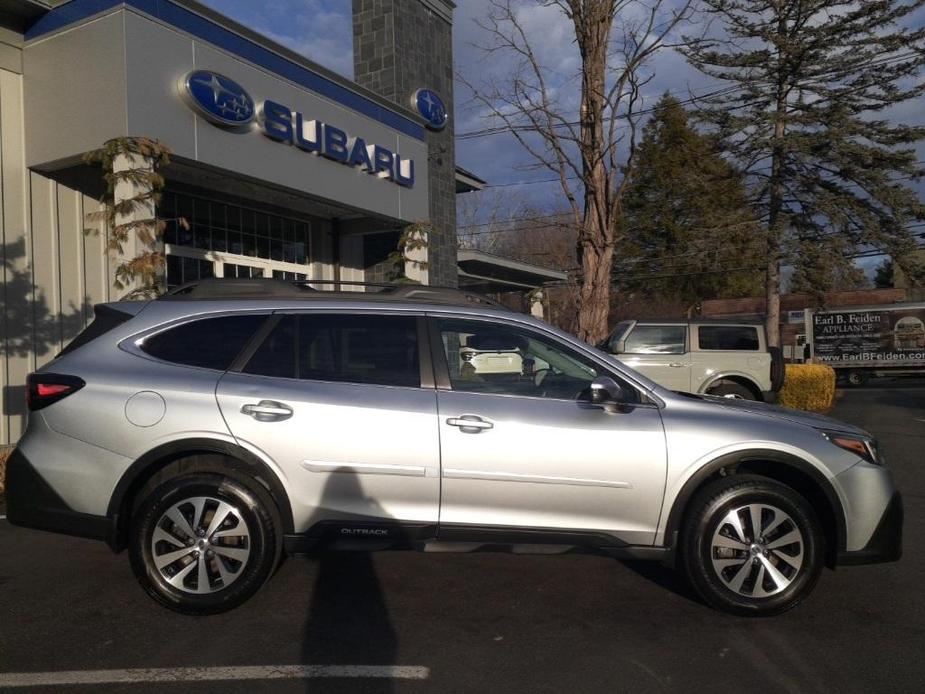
[26,374,85,411]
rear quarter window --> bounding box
[697,325,760,351]
[141,314,267,370]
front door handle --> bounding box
[669,362,688,368]
[241,400,293,421]
[446,415,493,432]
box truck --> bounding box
[806,302,925,385]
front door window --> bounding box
[437,318,636,403]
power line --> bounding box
[483,176,579,189]
[456,84,742,141]
[480,158,925,191]
[535,241,925,287]
[456,51,921,142]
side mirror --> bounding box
[590,376,626,407]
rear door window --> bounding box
[698,326,760,351]
[624,325,687,354]
[141,314,267,370]
[244,314,421,388]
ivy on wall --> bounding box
[83,137,185,298]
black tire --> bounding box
[680,475,824,617]
[846,370,869,387]
[707,380,757,400]
[129,470,281,615]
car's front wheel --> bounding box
[681,475,824,616]
[129,470,280,615]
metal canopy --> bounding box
[456,249,566,294]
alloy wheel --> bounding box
[710,503,804,598]
[150,496,251,595]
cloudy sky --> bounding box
[198,1,720,193]
[199,0,925,271]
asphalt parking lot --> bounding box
[1,382,924,693]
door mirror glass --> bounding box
[590,376,626,405]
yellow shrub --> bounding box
[0,446,10,496]
[778,364,836,412]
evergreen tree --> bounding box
[874,258,895,288]
[685,0,925,345]
[619,93,763,303]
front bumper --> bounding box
[837,491,903,565]
[5,448,116,547]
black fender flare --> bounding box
[107,438,294,551]
[661,448,847,558]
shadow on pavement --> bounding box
[301,473,397,694]
[620,558,703,606]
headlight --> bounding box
[820,430,882,465]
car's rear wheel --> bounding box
[707,380,756,400]
[129,472,280,615]
[846,370,869,387]
[681,475,824,616]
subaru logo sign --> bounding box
[182,70,255,127]
[178,69,416,187]
[412,89,448,131]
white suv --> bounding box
[604,321,784,401]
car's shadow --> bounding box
[619,557,703,605]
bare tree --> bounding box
[457,187,535,253]
[461,0,698,343]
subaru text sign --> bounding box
[412,89,448,131]
[180,70,414,187]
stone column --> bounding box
[353,0,457,287]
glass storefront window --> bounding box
[160,191,311,264]
[166,254,214,288]
[160,191,314,289]
[272,270,308,281]
[224,263,265,279]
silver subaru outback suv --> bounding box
[7,279,901,616]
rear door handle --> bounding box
[446,415,493,432]
[241,400,293,421]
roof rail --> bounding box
[159,278,507,309]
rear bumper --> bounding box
[5,448,116,548]
[837,492,903,565]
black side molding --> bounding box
[437,523,628,548]
[5,448,115,547]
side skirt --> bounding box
[284,520,672,563]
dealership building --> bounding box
[0,0,565,444]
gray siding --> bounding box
[1,68,111,445]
